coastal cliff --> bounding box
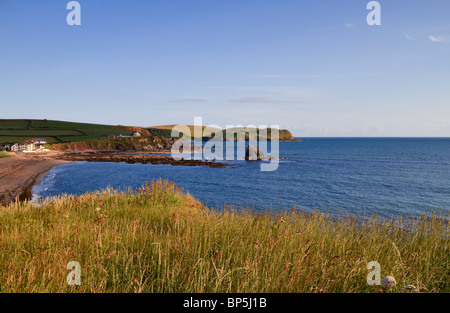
[51,136,172,153]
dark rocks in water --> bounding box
[245,145,279,161]
[53,152,226,168]
[245,145,264,161]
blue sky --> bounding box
[0,0,449,136]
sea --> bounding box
[33,138,450,218]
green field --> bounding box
[0,119,129,146]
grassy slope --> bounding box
[0,151,11,158]
[0,179,448,293]
[148,125,222,133]
[147,125,222,139]
[0,120,297,145]
[148,125,295,140]
[0,119,128,146]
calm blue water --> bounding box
[33,138,450,217]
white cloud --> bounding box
[404,33,415,40]
[169,97,207,103]
[206,86,317,99]
[251,74,325,79]
[345,23,354,28]
[252,74,291,78]
[428,35,445,43]
[230,96,296,104]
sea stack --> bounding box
[245,145,264,161]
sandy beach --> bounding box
[0,154,71,206]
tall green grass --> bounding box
[0,179,448,293]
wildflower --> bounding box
[96,214,108,223]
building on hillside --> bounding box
[11,138,46,152]
[100,132,142,139]
[18,141,35,152]
[10,143,19,152]
[34,138,47,149]
[119,131,141,138]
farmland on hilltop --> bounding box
[0,119,133,146]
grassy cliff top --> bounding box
[148,125,295,140]
[0,179,447,293]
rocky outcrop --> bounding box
[245,145,279,161]
[245,145,264,161]
[52,152,226,168]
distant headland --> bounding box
[0,119,301,153]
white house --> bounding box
[118,132,142,138]
[18,142,35,152]
[12,139,45,152]
[35,138,47,149]
[10,143,19,152]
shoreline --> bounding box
[0,150,224,206]
[0,154,72,206]
[18,163,58,204]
